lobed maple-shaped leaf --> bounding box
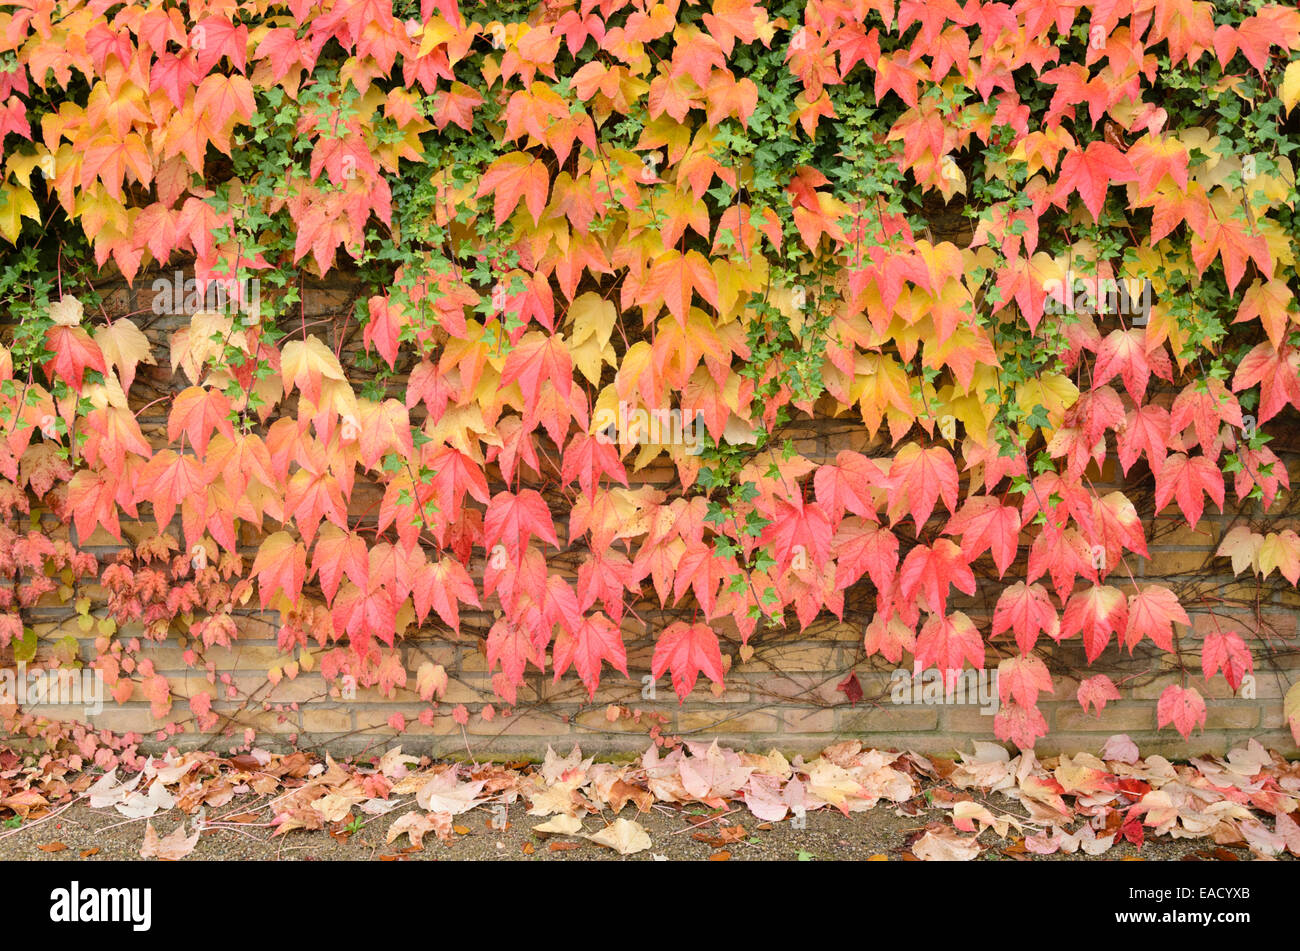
[833,517,898,593]
[992,582,1059,654]
[1076,674,1122,716]
[993,701,1049,750]
[1232,342,1300,424]
[311,524,369,602]
[1054,140,1133,221]
[1061,585,1127,663]
[887,443,958,530]
[413,557,480,634]
[651,621,725,701]
[476,151,549,226]
[43,326,107,391]
[485,489,561,558]
[942,497,1021,577]
[552,612,628,700]
[997,654,1053,709]
[759,497,832,573]
[863,612,916,664]
[1124,585,1189,653]
[913,611,983,673]
[814,451,884,523]
[1156,684,1206,740]
[1154,453,1224,529]
[898,539,976,616]
[1092,328,1172,404]
[168,386,234,456]
[252,532,307,609]
[1201,630,1252,692]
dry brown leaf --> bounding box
[140,821,200,861]
[911,825,981,861]
[387,811,450,849]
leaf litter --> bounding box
[0,736,1297,861]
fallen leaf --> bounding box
[584,817,652,855]
[387,811,451,849]
[416,769,487,815]
[140,821,200,861]
[912,825,982,861]
[533,814,584,836]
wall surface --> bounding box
[8,276,1300,760]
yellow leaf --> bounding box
[1284,681,1300,725]
[94,319,156,394]
[281,335,346,401]
[1283,60,1300,114]
[0,184,39,242]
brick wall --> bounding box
[9,275,1300,759]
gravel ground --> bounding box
[0,792,1279,861]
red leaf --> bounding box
[992,582,1059,654]
[863,613,916,664]
[552,613,627,700]
[943,497,1022,577]
[1124,585,1189,653]
[836,670,863,705]
[485,489,560,558]
[760,498,832,573]
[1092,328,1172,404]
[168,386,234,456]
[887,444,959,530]
[252,532,307,608]
[1061,585,1127,663]
[413,557,480,633]
[898,539,976,616]
[1201,630,1252,691]
[475,151,549,226]
[814,451,885,523]
[993,701,1049,750]
[913,611,984,673]
[997,654,1054,708]
[1077,674,1122,716]
[1054,140,1133,221]
[312,525,369,602]
[833,518,898,592]
[486,617,542,704]
[43,326,107,391]
[1154,453,1225,529]
[1156,684,1206,740]
[651,621,725,701]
